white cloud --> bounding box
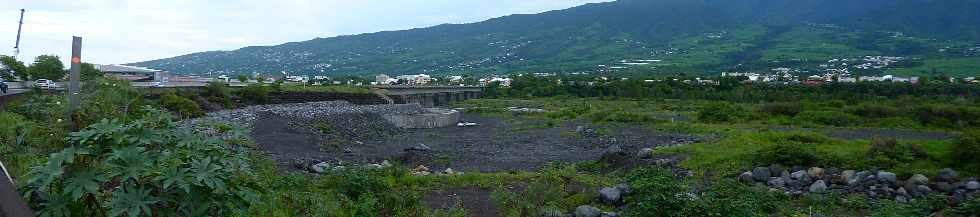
[0,0,608,66]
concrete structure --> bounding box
[373,86,484,108]
[97,64,168,82]
[383,108,460,129]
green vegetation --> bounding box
[28,55,66,81]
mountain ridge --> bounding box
[131,0,980,77]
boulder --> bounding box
[769,164,786,176]
[809,180,828,193]
[937,168,959,182]
[808,167,825,179]
[605,145,624,154]
[636,148,654,159]
[753,167,772,182]
[600,212,620,217]
[542,208,568,217]
[738,172,755,183]
[877,171,897,184]
[916,185,933,195]
[614,184,632,194]
[907,174,929,186]
[599,187,623,205]
[967,181,980,190]
[841,170,856,183]
[574,205,602,217]
[406,144,432,151]
[936,182,955,193]
[311,162,329,174]
[768,177,786,188]
[791,170,808,180]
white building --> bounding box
[395,74,433,85]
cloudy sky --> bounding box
[0,0,608,66]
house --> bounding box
[396,74,433,85]
[480,77,512,87]
[804,75,824,86]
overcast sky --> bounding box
[0,0,608,66]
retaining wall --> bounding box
[383,108,460,129]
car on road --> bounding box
[0,78,8,94]
[34,79,59,90]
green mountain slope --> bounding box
[130,0,980,77]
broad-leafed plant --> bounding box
[23,106,260,217]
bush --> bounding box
[204,82,232,107]
[698,102,748,123]
[753,143,830,168]
[160,93,204,118]
[238,84,270,104]
[914,104,980,128]
[951,132,980,172]
[865,137,927,169]
[587,110,660,123]
[846,103,900,118]
[23,108,260,216]
[624,168,781,216]
[760,102,803,117]
[794,110,860,127]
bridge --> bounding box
[371,86,484,107]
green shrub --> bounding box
[160,93,204,118]
[238,84,271,104]
[865,137,927,169]
[23,107,260,217]
[793,110,860,127]
[624,168,780,216]
[587,110,660,123]
[914,104,980,128]
[951,132,980,172]
[753,143,830,168]
[846,103,901,118]
[697,102,748,123]
[204,82,232,107]
[760,102,803,117]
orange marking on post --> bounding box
[71,57,81,63]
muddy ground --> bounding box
[252,112,700,173]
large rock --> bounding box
[542,208,569,217]
[769,164,786,176]
[600,212,620,217]
[791,170,808,180]
[967,181,980,190]
[809,180,828,193]
[599,187,623,205]
[636,148,654,159]
[936,182,955,193]
[808,167,825,179]
[877,171,897,184]
[575,205,602,217]
[907,174,929,186]
[841,170,856,183]
[738,172,755,183]
[937,168,959,182]
[753,167,772,182]
[768,177,786,188]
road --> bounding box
[0,88,27,97]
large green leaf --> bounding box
[64,168,106,201]
[108,186,158,217]
[106,146,150,182]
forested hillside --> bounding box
[131,0,980,77]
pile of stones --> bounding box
[738,166,979,204]
[183,101,427,129]
[543,184,630,217]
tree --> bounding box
[80,63,104,81]
[235,74,250,83]
[0,55,29,81]
[29,55,66,81]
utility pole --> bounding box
[14,9,25,57]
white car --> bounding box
[34,79,59,90]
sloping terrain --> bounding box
[132,0,980,76]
